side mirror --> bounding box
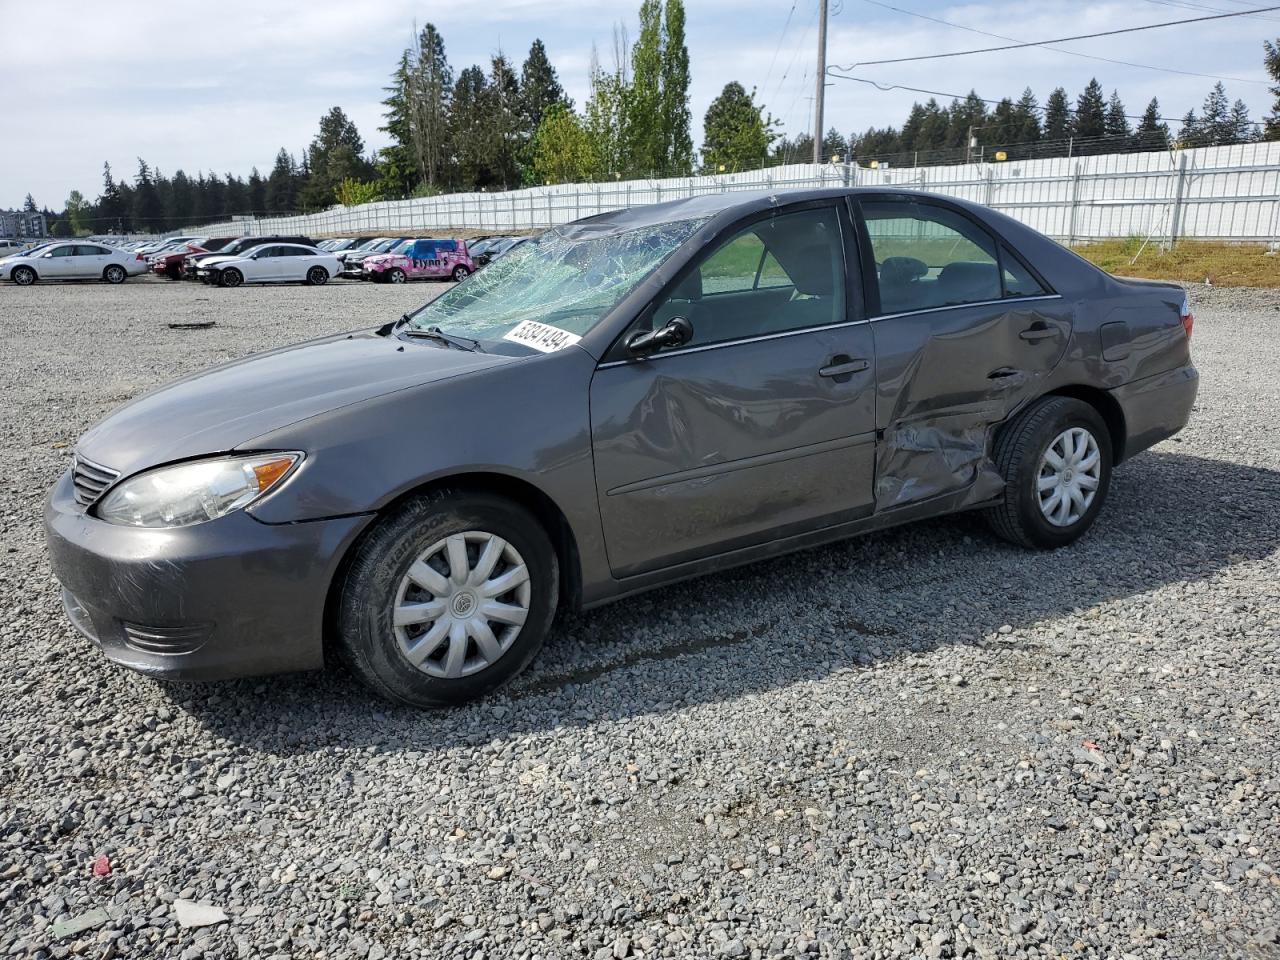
[627,316,693,357]
[42,252,54,258]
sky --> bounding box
[2,0,1277,210]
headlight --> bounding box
[96,453,302,528]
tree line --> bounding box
[778,76,1269,168]
[21,24,1280,234]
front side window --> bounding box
[48,246,76,258]
[862,201,1004,314]
[649,206,846,348]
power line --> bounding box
[859,0,1272,85]
[762,1,799,97]
[832,5,1280,69]
[825,70,1192,122]
[1144,0,1280,21]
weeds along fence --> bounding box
[188,141,1280,245]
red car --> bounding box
[151,237,236,279]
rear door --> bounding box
[852,196,1072,509]
[589,202,878,578]
[76,244,111,278]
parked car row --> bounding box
[1,231,534,286]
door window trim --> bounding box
[850,194,1056,319]
[600,198,863,366]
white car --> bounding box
[196,243,341,287]
[0,241,149,285]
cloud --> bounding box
[1,0,1272,209]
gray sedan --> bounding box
[45,188,1198,706]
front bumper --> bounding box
[44,470,371,681]
[1109,363,1199,462]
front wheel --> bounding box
[219,268,243,288]
[103,264,127,284]
[451,265,470,282]
[387,268,406,284]
[337,491,559,708]
[306,266,329,285]
[985,396,1112,549]
[11,266,36,286]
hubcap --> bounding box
[1037,427,1101,527]
[393,531,531,679]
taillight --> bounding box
[1180,294,1193,341]
[136,253,144,261]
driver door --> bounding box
[589,203,878,579]
[40,244,78,278]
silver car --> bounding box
[1,241,149,285]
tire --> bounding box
[387,268,406,284]
[985,396,1112,549]
[11,266,36,286]
[103,264,127,284]
[337,490,559,708]
[306,266,329,286]
[165,265,181,280]
[451,265,470,282]
[219,268,243,288]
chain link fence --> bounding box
[186,141,1280,245]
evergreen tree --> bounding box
[247,168,266,213]
[1135,99,1170,151]
[946,91,987,152]
[22,193,37,212]
[1200,82,1232,144]
[300,107,373,208]
[482,54,523,188]
[1073,79,1107,146]
[131,159,163,229]
[451,65,492,187]
[1044,87,1071,143]
[97,162,126,233]
[700,82,776,173]
[265,149,298,213]
[1265,39,1280,139]
[990,98,1017,147]
[821,127,849,161]
[1012,88,1042,146]
[407,24,453,189]
[1104,91,1132,146]
[1228,99,1256,144]
[379,50,419,194]
[916,99,950,153]
[222,174,249,218]
[519,39,569,141]
[1178,110,1205,148]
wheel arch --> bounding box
[1043,384,1128,463]
[322,470,583,663]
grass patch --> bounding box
[1070,238,1280,288]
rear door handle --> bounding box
[1019,324,1058,342]
[819,358,870,378]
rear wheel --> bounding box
[219,268,243,288]
[103,264,127,284]
[985,396,1112,549]
[451,265,470,282]
[337,490,558,707]
[306,266,329,285]
[11,266,36,286]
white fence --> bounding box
[188,141,1280,244]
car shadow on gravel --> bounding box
[168,449,1280,756]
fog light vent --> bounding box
[121,622,211,655]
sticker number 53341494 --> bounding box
[502,319,583,353]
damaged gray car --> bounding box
[46,188,1198,707]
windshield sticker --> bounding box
[502,319,582,353]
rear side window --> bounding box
[1001,246,1048,297]
[861,201,1002,314]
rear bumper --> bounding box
[1108,363,1198,462]
[44,470,372,681]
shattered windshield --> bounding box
[404,217,706,346]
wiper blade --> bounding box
[401,324,485,353]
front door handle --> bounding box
[1019,323,1058,342]
[819,357,870,379]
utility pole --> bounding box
[813,0,828,164]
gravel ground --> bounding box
[0,278,1277,960]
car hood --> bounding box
[195,254,244,268]
[77,331,515,478]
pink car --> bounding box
[363,238,474,283]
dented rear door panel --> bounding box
[868,297,1074,509]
